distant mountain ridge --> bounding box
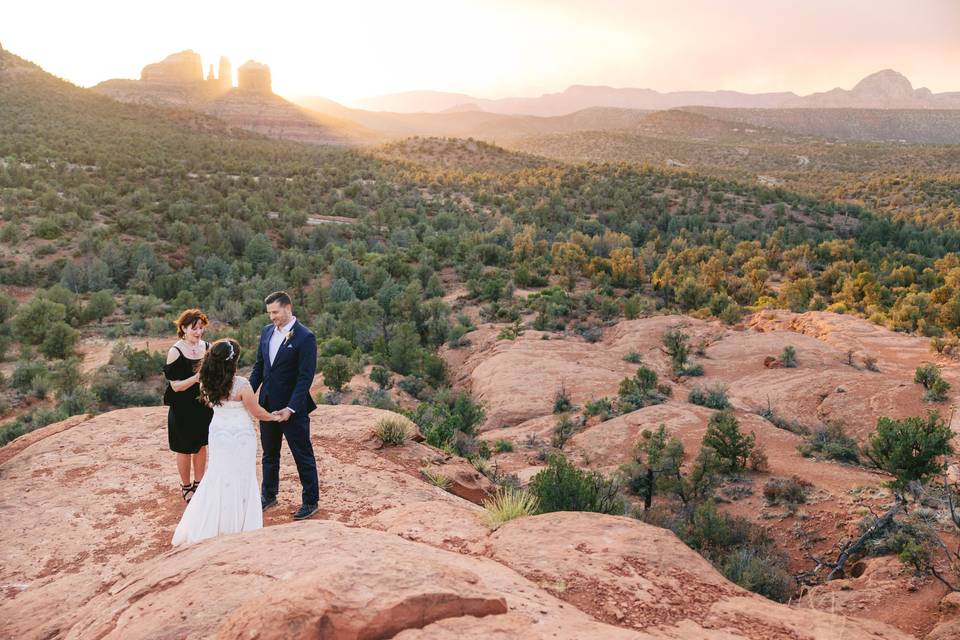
[352,70,960,116]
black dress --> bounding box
[163,344,214,454]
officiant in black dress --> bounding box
[163,309,214,503]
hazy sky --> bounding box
[3,0,958,104]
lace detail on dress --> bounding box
[228,376,251,402]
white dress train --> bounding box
[172,376,262,545]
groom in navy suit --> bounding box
[250,290,320,520]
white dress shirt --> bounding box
[268,316,297,366]
[268,316,297,414]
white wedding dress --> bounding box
[172,376,262,546]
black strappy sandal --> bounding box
[181,481,198,502]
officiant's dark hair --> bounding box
[264,291,291,307]
[198,338,241,407]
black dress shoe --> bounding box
[293,503,318,520]
[261,496,277,511]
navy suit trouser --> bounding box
[260,412,319,505]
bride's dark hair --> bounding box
[198,338,241,406]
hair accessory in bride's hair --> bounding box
[225,343,235,361]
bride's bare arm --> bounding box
[240,384,275,421]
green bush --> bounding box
[863,412,953,491]
[552,413,577,448]
[797,421,860,463]
[494,438,514,453]
[702,411,754,473]
[11,297,67,345]
[355,387,399,411]
[10,360,51,393]
[553,383,572,413]
[530,454,626,515]
[618,366,666,412]
[584,397,614,421]
[408,389,485,453]
[914,363,950,402]
[663,329,690,372]
[623,351,642,363]
[688,383,730,410]
[370,365,392,389]
[322,354,352,392]
[397,375,428,400]
[780,345,797,368]
[675,501,795,602]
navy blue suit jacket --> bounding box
[249,320,318,415]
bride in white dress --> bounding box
[172,339,277,546]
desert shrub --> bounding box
[370,365,392,389]
[56,387,97,416]
[482,487,539,529]
[748,444,769,472]
[39,322,80,359]
[90,369,159,408]
[680,362,705,377]
[618,366,666,411]
[530,454,626,515]
[321,336,354,358]
[397,375,428,399]
[584,397,614,421]
[356,387,399,411]
[863,412,953,491]
[797,421,860,463]
[420,468,451,490]
[494,438,514,453]
[322,354,352,392]
[578,324,603,343]
[720,547,795,603]
[763,476,810,506]
[780,345,797,368]
[914,363,950,402]
[497,319,525,340]
[687,383,730,410]
[118,346,165,382]
[553,382,573,413]
[10,360,51,394]
[623,350,642,363]
[753,400,810,436]
[408,389,485,453]
[702,411,754,473]
[0,406,69,447]
[663,329,690,372]
[674,501,795,602]
[373,416,409,446]
[446,324,471,348]
[863,355,879,372]
[862,515,940,558]
[552,412,577,448]
[620,424,685,510]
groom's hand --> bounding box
[274,408,293,422]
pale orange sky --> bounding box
[3,0,958,104]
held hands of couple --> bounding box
[269,408,293,422]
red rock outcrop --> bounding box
[0,403,913,639]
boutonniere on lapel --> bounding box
[282,329,295,347]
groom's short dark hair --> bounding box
[264,291,292,307]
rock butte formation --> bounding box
[140,49,203,84]
[238,59,272,93]
[1,403,913,639]
[95,51,373,145]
